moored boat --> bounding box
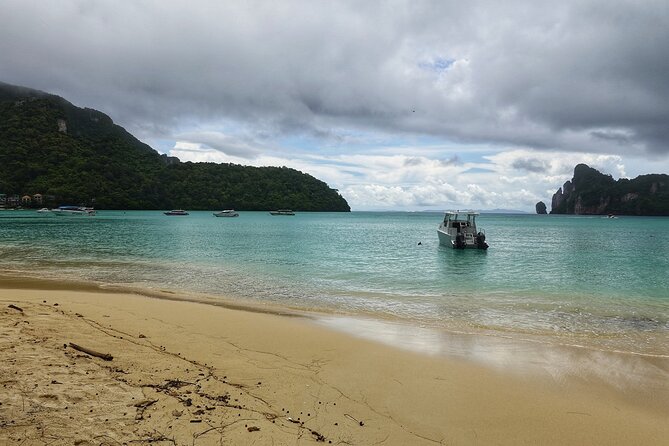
[213,209,239,217]
[269,209,295,216]
[51,206,96,216]
[437,211,488,249]
[164,209,189,216]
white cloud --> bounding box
[170,143,637,211]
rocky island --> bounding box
[551,164,669,215]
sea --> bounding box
[1,210,668,360]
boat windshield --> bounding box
[443,211,479,225]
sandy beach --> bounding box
[1,281,668,445]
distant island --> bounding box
[480,208,529,214]
[0,82,350,211]
[418,209,528,214]
[551,164,669,215]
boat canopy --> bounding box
[444,210,479,216]
[443,211,479,225]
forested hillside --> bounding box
[0,82,350,211]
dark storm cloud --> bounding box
[0,0,667,155]
[590,129,633,146]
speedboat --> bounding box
[437,211,488,249]
[164,209,189,216]
[51,206,96,216]
[36,208,51,214]
[213,209,239,217]
[269,209,295,216]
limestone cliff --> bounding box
[550,164,669,216]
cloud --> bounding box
[1,1,667,210]
[589,129,633,145]
[169,142,632,210]
[511,158,549,173]
[1,0,667,156]
[175,131,262,159]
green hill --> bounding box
[551,164,669,215]
[0,81,350,211]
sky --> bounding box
[1,0,668,211]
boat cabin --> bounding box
[443,211,479,233]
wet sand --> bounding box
[1,283,668,445]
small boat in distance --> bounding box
[437,211,488,249]
[36,208,51,214]
[51,206,96,216]
[269,209,295,216]
[164,210,189,216]
[213,210,239,217]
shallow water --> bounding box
[1,210,667,355]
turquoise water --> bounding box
[1,210,667,355]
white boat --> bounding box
[51,206,96,216]
[437,211,488,249]
[269,209,295,216]
[164,209,189,216]
[213,209,239,217]
[36,208,51,214]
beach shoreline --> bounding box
[3,268,667,360]
[1,280,668,445]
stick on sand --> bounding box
[68,342,114,361]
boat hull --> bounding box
[52,208,96,216]
[437,227,488,249]
[437,228,454,247]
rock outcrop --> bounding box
[535,201,547,214]
[550,164,669,215]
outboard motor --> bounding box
[476,231,488,250]
[455,233,466,249]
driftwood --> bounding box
[68,342,113,361]
[8,304,23,312]
[344,413,364,426]
[134,399,158,420]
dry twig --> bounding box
[68,342,113,361]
